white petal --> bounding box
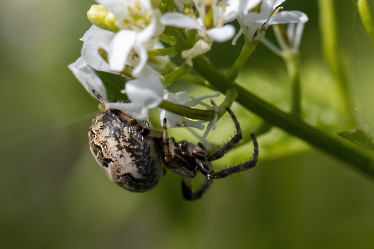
[124,74,164,108]
[272,0,285,9]
[163,90,190,105]
[136,9,164,45]
[240,11,269,23]
[108,30,136,72]
[174,0,185,12]
[189,92,220,106]
[293,22,305,49]
[218,0,240,22]
[161,13,202,30]
[131,45,148,77]
[237,15,262,42]
[68,57,107,99]
[242,0,263,14]
[260,0,284,15]
[81,26,115,72]
[106,102,149,120]
[193,0,205,22]
[96,0,130,19]
[181,40,212,66]
[200,113,218,141]
[206,25,236,42]
[268,11,309,25]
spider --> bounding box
[89,90,258,201]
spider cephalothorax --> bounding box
[89,92,259,200]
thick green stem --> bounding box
[318,0,351,113]
[226,38,259,82]
[283,52,301,117]
[163,63,192,86]
[358,0,374,46]
[158,100,214,121]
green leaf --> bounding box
[337,130,374,150]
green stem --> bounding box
[283,52,301,117]
[148,47,177,57]
[163,63,192,86]
[226,37,259,82]
[358,0,374,45]
[158,100,214,121]
[159,34,177,45]
[318,0,351,113]
[217,88,237,118]
[164,28,374,178]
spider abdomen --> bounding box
[89,109,163,192]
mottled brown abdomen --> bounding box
[88,109,163,192]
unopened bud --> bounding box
[87,5,119,32]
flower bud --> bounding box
[87,5,119,32]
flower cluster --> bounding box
[69,0,308,140]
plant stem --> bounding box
[318,0,351,113]
[159,34,177,45]
[148,47,178,57]
[358,0,374,46]
[163,63,192,86]
[283,52,301,117]
[226,37,259,82]
[158,100,214,121]
[217,88,237,118]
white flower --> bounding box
[161,0,257,65]
[181,40,212,67]
[81,25,160,78]
[120,73,220,131]
[81,25,115,73]
[233,0,308,44]
[260,22,306,57]
[121,73,164,109]
[68,56,151,120]
[120,73,220,130]
[84,0,165,77]
[68,57,107,99]
[69,56,219,136]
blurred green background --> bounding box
[1,0,374,248]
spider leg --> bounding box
[210,133,258,179]
[116,110,162,138]
[182,177,213,201]
[208,107,243,161]
[162,118,174,162]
